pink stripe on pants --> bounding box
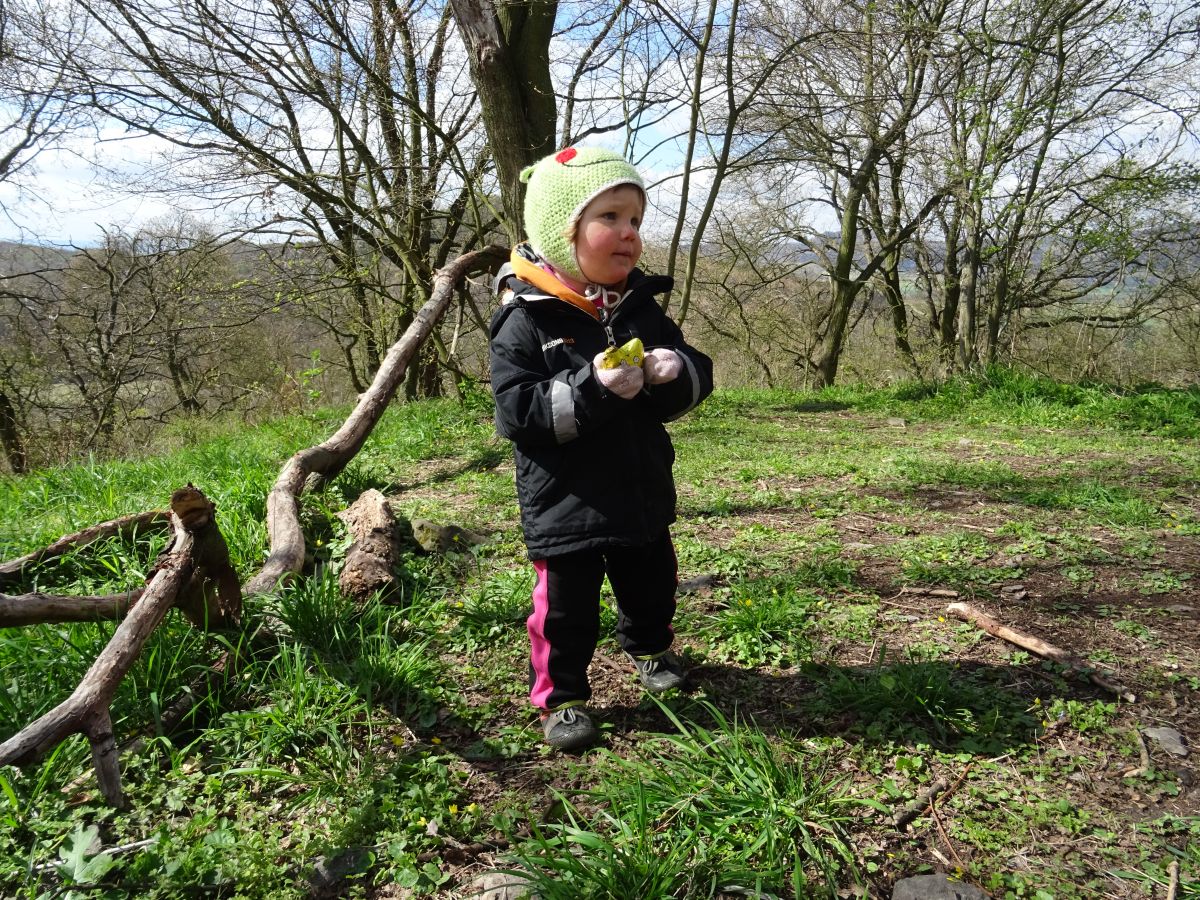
[527,559,555,709]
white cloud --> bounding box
[0,129,191,246]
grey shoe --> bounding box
[631,650,686,693]
[540,706,598,750]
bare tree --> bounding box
[0,0,88,192]
[745,0,954,387]
[918,0,1200,372]
[70,0,493,394]
[0,221,265,461]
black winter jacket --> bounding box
[489,259,714,558]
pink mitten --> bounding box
[643,348,683,384]
[593,351,645,399]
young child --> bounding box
[488,146,714,750]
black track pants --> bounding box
[527,531,678,710]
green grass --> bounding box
[505,701,859,898]
[2,373,1198,897]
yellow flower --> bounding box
[390,735,404,747]
[418,816,427,826]
[431,736,442,745]
[467,803,478,813]
[449,804,459,815]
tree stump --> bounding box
[337,489,405,604]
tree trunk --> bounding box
[958,206,982,371]
[809,179,868,388]
[0,389,28,474]
[448,0,557,240]
[882,256,919,377]
[936,205,963,378]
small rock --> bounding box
[1166,604,1196,614]
[468,871,537,899]
[308,848,372,897]
[410,518,488,554]
[957,438,973,447]
[887,417,907,428]
[678,574,718,593]
[1143,726,1189,758]
[892,874,989,900]
[844,541,875,552]
[889,614,922,623]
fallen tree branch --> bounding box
[3,249,500,809]
[244,245,506,597]
[0,524,194,807]
[0,589,143,627]
[0,511,171,587]
[0,487,240,807]
[946,601,1136,702]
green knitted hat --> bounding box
[520,146,645,282]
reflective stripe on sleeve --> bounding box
[551,379,578,443]
[665,353,702,422]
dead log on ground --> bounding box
[0,487,240,806]
[0,510,171,588]
[0,589,143,626]
[946,601,1136,702]
[337,489,405,603]
[244,245,506,597]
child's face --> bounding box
[575,185,644,287]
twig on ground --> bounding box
[893,778,949,830]
[892,763,972,831]
[34,837,159,872]
[929,801,968,872]
[1167,859,1180,900]
[1122,727,1152,778]
[946,601,1136,702]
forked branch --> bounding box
[0,487,241,806]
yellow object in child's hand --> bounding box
[598,337,645,369]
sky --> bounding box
[0,128,192,247]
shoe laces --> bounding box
[546,706,582,726]
[639,657,675,680]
